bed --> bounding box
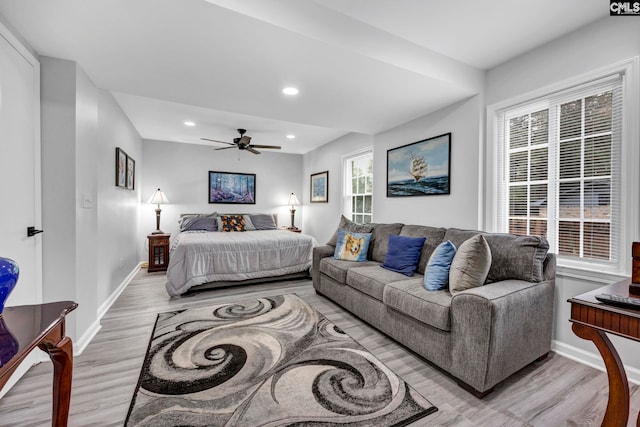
[165,213,317,296]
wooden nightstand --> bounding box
[148,233,170,272]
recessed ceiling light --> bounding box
[282,87,299,95]
[184,121,195,127]
[286,134,296,139]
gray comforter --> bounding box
[166,230,318,296]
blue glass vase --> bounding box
[0,316,18,364]
[0,257,19,314]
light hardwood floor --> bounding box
[1,269,639,426]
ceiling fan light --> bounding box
[282,87,299,95]
[183,121,195,127]
[286,134,295,139]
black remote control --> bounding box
[595,293,640,310]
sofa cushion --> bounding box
[424,240,457,291]
[327,215,374,246]
[368,223,404,262]
[399,225,447,274]
[444,228,549,283]
[383,279,452,331]
[483,234,549,283]
[319,257,380,284]
[381,235,426,276]
[346,266,415,301]
[333,229,372,262]
[449,235,492,295]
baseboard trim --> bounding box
[552,340,640,386]
[75,262,142,355]
[97,262,142,320]
[0,352,43,400]
[74,318,101,356]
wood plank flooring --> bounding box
[1,269,640,426]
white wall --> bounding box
[97,90,143,304]
[486,18,640,106]
[74,64,99,338]
[486,17,640,378]
[141,140,304,252]
[302,95,483,244]
[40,57,79,338]
[302,132,374,244]
[41,56,143,344]
[372,95,483,228]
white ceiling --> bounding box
[0,0,606,154]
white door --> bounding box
[0,25,42,306]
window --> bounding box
[343,149,373,224]
[497,73,624,268]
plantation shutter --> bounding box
[497,73,623,266]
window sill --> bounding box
[556,263,628,285]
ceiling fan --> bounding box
[200,129,281,155]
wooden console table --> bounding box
[569,278,639,427]
[0,301,78,427]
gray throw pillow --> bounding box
[327,215,373,247]
[444,228,549,283]
[368,223,404,262]
[243,215,256,231]
[250,214,277,230]
[449,234,492,295]
[179,216,217,232]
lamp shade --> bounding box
[288,193,300,206]
[148,188,169,205]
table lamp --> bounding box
[148,188,170,234]
[288,193,300,229]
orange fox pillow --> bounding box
[219,215,245,232]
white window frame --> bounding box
[485,57,639,277]
[342,147,374,224]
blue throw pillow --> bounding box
[333,229,372,262]
[424,240,457,291]
[381,234,426,276]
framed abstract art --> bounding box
[208,171,256,204]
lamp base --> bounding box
[290,207,296,229]
[150,230,165,235]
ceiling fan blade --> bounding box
[238,136,252,146]
[250,144,281,149]
[201,137,235,145]
[214,146,236,151]
[246,147,261,155]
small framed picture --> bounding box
[310,171,329,203]
[115,147,127,188]
[126,155,135,190]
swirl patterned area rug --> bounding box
[125,294,437,426]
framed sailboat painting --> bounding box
[386,133,451,197]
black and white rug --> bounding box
[125,294,437,426]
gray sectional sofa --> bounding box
[312,220,555,396]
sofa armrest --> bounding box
[312,245,335,289]
[449,278,555,393]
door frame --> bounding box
[0,20,42,303]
